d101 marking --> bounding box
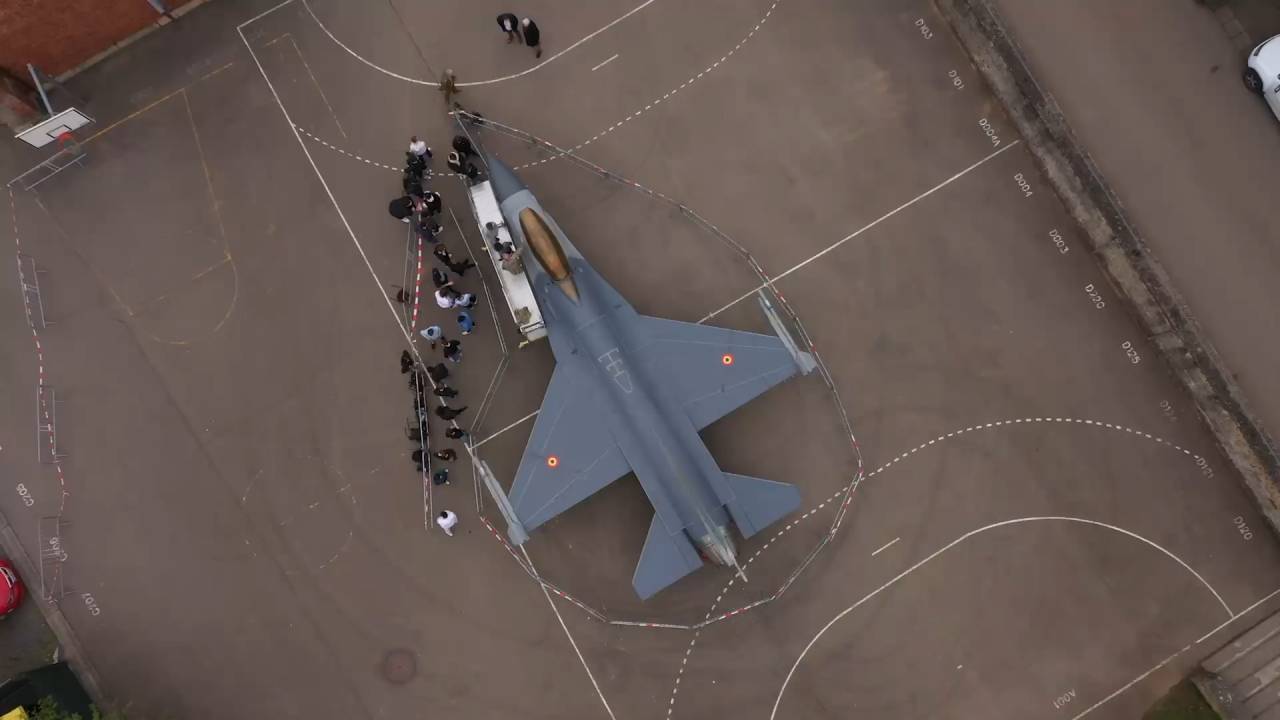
[915,18,934,39]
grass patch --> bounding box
[1143,679,1219,720]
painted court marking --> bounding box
[768,517,1235,719]
[870,537,899,556]
[592,54,620,72]
[700,140,1021,323]
[666,414,1231,718]
[291,0,783,174]
[301,0,656,87]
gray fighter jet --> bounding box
[486,155,817,600]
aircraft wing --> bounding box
[508,360,633,531]
[633,316,806,431]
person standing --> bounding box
[426,363,450,382]
[456,292,478,309]
[456,309,476,336]
[434,448,458,462]
[446,256,475,276]
[432,384,459,398]
[436,509,459,536]
[436,403,468,420]
[388,195,415,223]
[521,18,542,59]
[423,190,443,216]
[445,427,468,440]
[439,69,461,107]
[497,12,521,43]
[408,136,432,161]
[442,339,463,364]
[419,324,444,349]
[433,244,452,265]
[435,287,458,310]
[432,468,450,486]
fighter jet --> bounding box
[486,155,817,600]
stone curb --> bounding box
[935,0,1280,535]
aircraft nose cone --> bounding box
[485,154,526,204]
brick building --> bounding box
[0,0,194,79]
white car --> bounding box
[1244,34,1280,120]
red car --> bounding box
[0,559,25,617]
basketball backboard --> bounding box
[16,108,93,148]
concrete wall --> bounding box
[0,0,194,79]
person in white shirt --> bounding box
[408,135,431,159]
[437,510,459,536]
[435,288,457,309]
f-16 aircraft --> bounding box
[485,155,817,600]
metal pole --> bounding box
[27,64,53,116]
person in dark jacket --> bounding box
[433,385,458,398]
[434,448,458,462]
[497,13,521,43]
[436,404,468,420]
[445,427,468,440]
[426,363,449,382]
[521,17,542,58]
[388,195,415,223]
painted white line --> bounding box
[591,53,620,72]
[770,516,1232,720]
[870,537,899,556]
[1072,585,1280,720]
[521,547,618,720]
[700,141,1022,323]
[285,34,347,138]
[474,409,539,449]
[238,29,412,351]
[237,0,296,30]
[302,0,655,87]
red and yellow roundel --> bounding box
[546,455,560,468]
[721,354,735,366]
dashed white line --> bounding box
[591,54,620,72]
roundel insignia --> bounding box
[722,354,735,366]
[546,455,560,468]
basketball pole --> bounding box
[27,64,54,116]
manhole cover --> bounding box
[381,648,418,684]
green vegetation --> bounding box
[1143,679,1219,720]
[31,697,125,720]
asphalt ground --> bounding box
[0,0,1277,718]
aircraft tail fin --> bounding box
[633,514,704,600]
[722,472,802,539]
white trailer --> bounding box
[466,179,546,343]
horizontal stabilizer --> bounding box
[633,514,704,600]
[722,472,801,539]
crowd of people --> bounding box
[393,132,492,538]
